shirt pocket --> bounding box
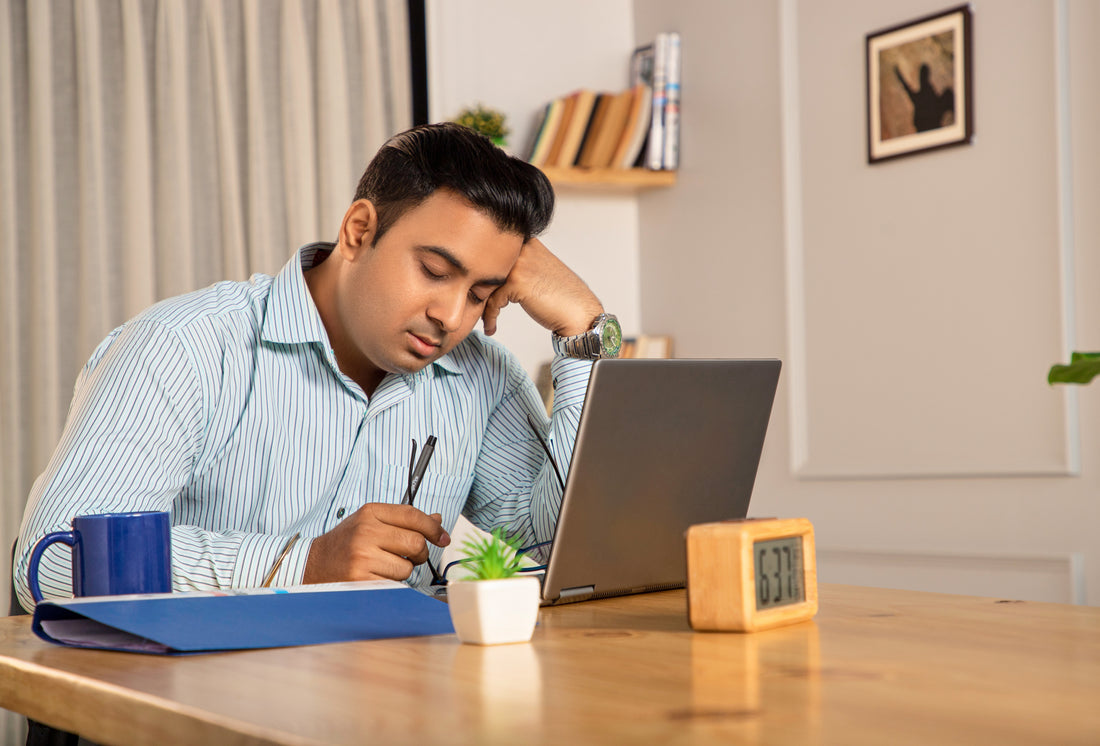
[363,467,473,528]
[406,472,475,531]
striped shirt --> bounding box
[15,244,592,607]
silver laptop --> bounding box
[538,358,781,606]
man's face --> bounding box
[335,189,523,381]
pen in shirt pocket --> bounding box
[402,435,437,505]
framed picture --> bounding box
[866,5,973,163]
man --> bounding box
[14,123,619,609]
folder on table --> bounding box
[31,581,454,655]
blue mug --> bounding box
[27,511,172,603]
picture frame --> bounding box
[866,5,973,163]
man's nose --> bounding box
[427,289,465,333]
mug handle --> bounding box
[27,531,77,603]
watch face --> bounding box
[600,317,623,357]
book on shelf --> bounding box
[528,98,566,167]
[522,102,551,162]
[646,33,670,170]
[662,32,681,170]
[584,87,635,169]
[544,92,578,168]
[630,42,655,89]
[528,32,680,175]
[553,89,599,167]
[575,93,612,168]
[636,31,681,171]
[610,83,652,170]
[571,92,606,166]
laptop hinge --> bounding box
[558,585,595,602]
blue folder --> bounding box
[31,585,455,655]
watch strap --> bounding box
[552,313,618,360]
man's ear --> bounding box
[338,199,378,258]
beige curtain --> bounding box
[0,0,410,736]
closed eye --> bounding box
[421,263,446,281]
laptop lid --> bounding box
[540,358,781,605]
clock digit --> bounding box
[758,548,769,606]
[783,545,792,597]
[772,547,781,603]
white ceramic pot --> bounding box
[447,576,541,645]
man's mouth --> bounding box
[407,331,442,357]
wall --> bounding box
[426,0,641,380]
[633,0,1100,604]
[427,0,1099,605]
[425,0,643,565]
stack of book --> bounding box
[526,31,681,172]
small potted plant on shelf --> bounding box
[453,104,510,147]
[447,527,540,645]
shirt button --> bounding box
[336,507,346,519]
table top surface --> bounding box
[1,583,1098,746]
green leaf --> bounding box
[1048,351,1100,385]
[458,527,525,580]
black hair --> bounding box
[353,122,555,244]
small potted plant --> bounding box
[453,104,510,148]
[447,527,540,645]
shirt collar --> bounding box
[262,243,465,378]
[261,243,333,347]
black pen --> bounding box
[403,435,436,505]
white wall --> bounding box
[633,0,1100,604]
[429,0,1100,605]
[426,0,642,381]
[426,0,642,565]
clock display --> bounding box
[753,536,805,610]
[686,517,817,632]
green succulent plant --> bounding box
[458,527,525,580]
[1048,352,1100,385]
[453,104,509,144]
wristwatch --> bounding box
[552,313,622,359]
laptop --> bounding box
[538,358,781,606]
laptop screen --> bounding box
[541,359,781,605]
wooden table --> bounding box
[1,584,1098,745]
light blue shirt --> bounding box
[16,244,591,607]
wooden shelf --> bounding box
[538,167,676,191]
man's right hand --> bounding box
[302,503,451,584]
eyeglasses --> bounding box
[418,414,565,588]
[433,541,551,587]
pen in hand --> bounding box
[402,435,437,505]
[401,435,443,584]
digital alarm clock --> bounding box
[686,518,818,632]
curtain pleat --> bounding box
[154,0,196,298]
[121,0,157,320]
[26,0,64,453]
[0,1,23,625]
[281,0,319,247]
[0,4,410,737]
[318,0,353,234]
[242,0,275,272]
[74,0,111,352]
